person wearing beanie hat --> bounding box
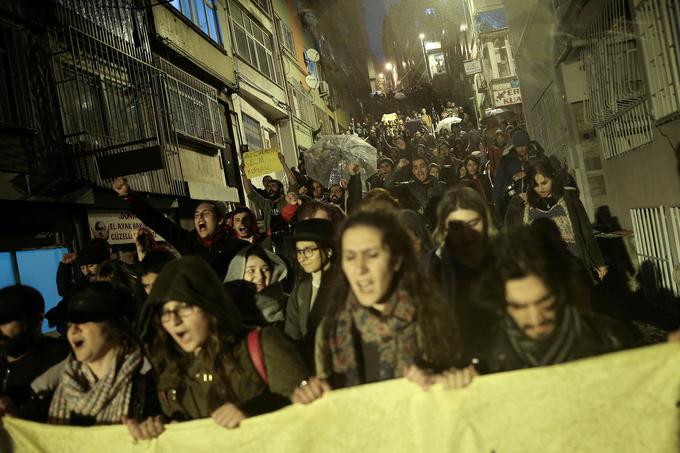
[0,285,69,421]
[491,128,545,221]
[112,177,248,280]
[511,129,531,148]
[284,219,338,369]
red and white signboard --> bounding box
[493,80,523,107]
[87,212,166,245]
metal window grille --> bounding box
[241,113,263,148]
[279,19,295,55]
[156,58,225,148]
[632,0,680,122]
[229,1,279,84]
[251,0,271,16]
[526,81,569,163]
[288,82,315,126]
[0,19,35,130]
[630,206,679,298]
[580,0,654,159]
[49,0,186,196]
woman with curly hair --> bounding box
[292,210,475,404]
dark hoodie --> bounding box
[386,174,447,214]
[140,256,307,421]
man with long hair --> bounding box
[473,224,636,374]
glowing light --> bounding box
[385,63,393,71]
[419,33,425,40]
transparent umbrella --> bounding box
[435,116,463,133]
[304,135,378,188]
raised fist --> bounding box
[61,252,77,264]
[113,177,130,197]
[347,163,361,176]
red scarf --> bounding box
[198,227,226,248]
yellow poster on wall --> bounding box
[243,148,282,179]
[2,343,679,453]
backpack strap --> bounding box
[247,328,269,385]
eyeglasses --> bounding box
[159,304,196,323]
[296,246,319,259]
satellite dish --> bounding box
[305,48,320,62]
[305,75,319,89]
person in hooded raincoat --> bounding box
[224,245,289,329]
[138,256,308,432]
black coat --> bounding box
[472,310,636,374]
[284,270,335,369]
[0,336,69,421]
[123,195,248,279]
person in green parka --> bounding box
[133,256,309,438]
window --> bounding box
[0,252,15,288]
[289,82,315,125]
[251,0,270,16]
[242,113,263,149]
[580,0,653,158]
[633,0,680,121]
[2,248,69,333]
[492,38,511,78]
[0,20,34,130]
[157,58,225,147]
[170,0,222,45]
[56,65,145,143]
[279,19,295,55]
[230,2,279,83]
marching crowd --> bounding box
[0,102,674,442]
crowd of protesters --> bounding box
[0,100,677,442]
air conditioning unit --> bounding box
[318,81,330,98]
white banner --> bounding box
[87,212,166,245]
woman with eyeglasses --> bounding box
[429,187,499,354]
[284,218,337,369]
[291,211,474,405]
[135,256,308,435]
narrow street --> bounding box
[0,0,679,451]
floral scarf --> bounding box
[325,289,418,387]
[48,347,143,425]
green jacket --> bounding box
[156,327,307,420]
[141,256,308,421]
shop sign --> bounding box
[492,80,522,106]
[464,60,482,75]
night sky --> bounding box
[362,0,400,62]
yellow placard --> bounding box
[2,343,679,452]
[381,113,398,124]
[243,148,282,179]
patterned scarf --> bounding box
[327,289,418,386]
[48,347,143,425]
[503,305,582,367]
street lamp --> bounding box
[385,62,393,71]
[419,32,425,40]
